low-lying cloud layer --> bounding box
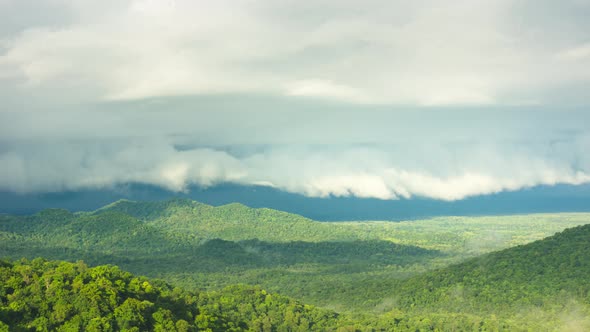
[2,133,589,201]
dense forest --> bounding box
[393,224,590,330]
[0,258,558,331]
[394,223,590,306]
[0,258,348,331]
[1,199,589,330]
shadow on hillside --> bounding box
[1,234,442,274]
[108,238,444,274]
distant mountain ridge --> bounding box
[91,198,347,243]
[0,198,442,275]
[3,183,590,220]
[96,197,314,224]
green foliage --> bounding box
[0,257,541,331]
[0,258,199,331]
[96,199,337,243]
[0,258,362,331]
[394,224,590,314]
[1,199,590,331]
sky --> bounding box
[1,0,590,203]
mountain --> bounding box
[0,257,551,331]
[0,200,441,269]
[3,183,590,220]
[392,223,590,329]
[0,200,444,311]
[1,199,589,330]
[97,198,310,223]
[95,198,337,242]
[0,258,352,331]
[0,208,172,256]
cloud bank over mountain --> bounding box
[6,141,586,201]
[1,1,590,200]
[1,107,589,200]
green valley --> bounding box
[1,199,589,330]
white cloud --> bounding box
[284,79,372,104]
[1,0,589,105]
[558,43,590,61]
[1,139,589,201]
[0,1,589,201]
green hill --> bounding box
[0,257,550,331]
[94,198,359,243]
[0,209,173,255]
[1,199,589,322]
[0,258,353,331]
[0,204,440,270]
[96,198,312,226]
[0,202,443,312]
[390,224,590,329]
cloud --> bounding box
[1,135,589,201]
[284,79,372,104]
[558,43,590,61]
[1,0,590,105]
[0,91,589,202]
[0,1,589,201]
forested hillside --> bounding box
[0,258,555,331]
[2,199,587,312]
[1,199,589,330]
[95,198,357,242]
[391,224,590,330]
[0,202,443,312]
[0,258,351,331]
